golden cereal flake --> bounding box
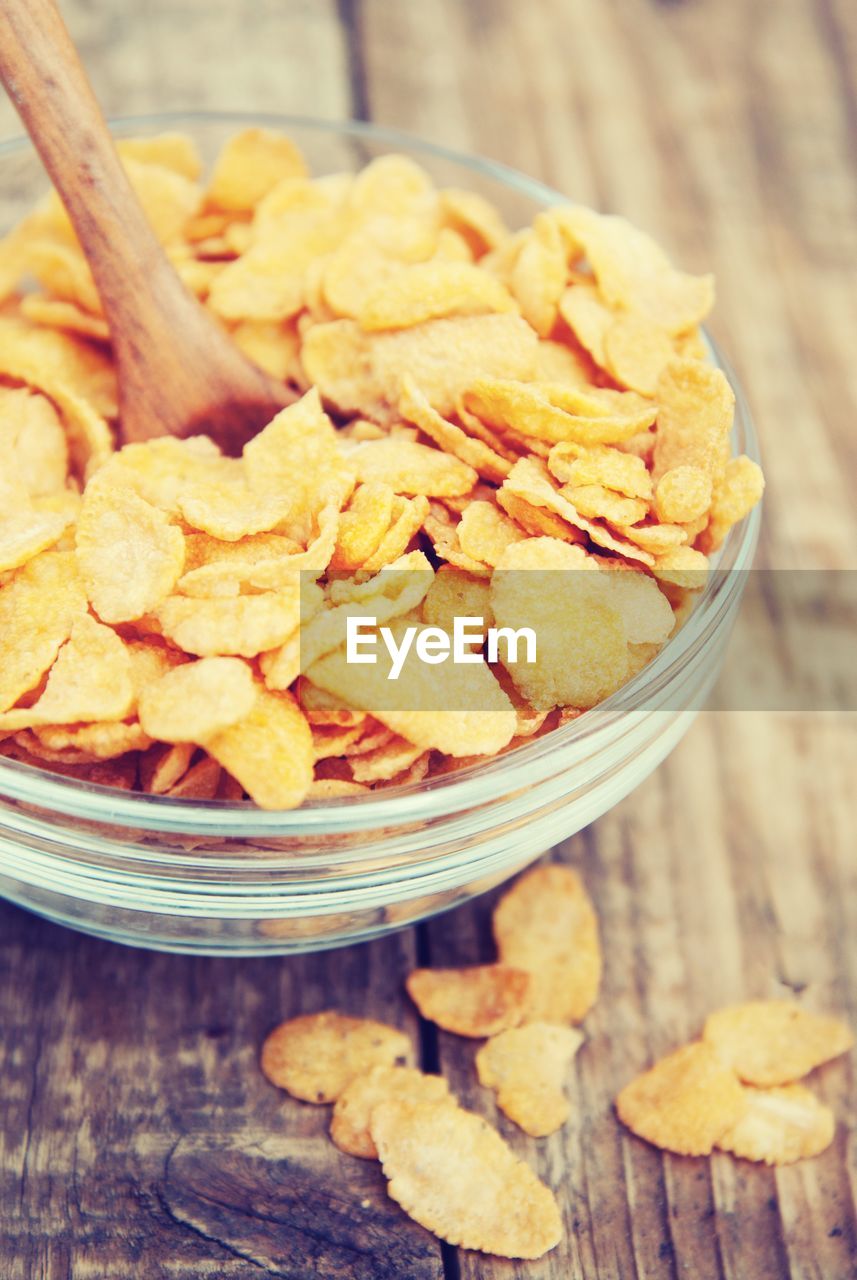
[405,965,531,1038]
[716,1083,835,1165]
[476,1022,584,1137]
[260,1010,412,1102]
[616,1041,747,1156]
[330,1065,452,1159]
[371,1098,562,1259]
[492,863,602,1024]
[703,1001,854,1087]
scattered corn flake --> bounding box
[654,465,713,524]
[331,1065,452,1159]
[716,1083,835,1166]
[476,1022,584,1137]
[0,615,133,730]
[616,1041,747,1156]
[493,863,602,1023]
[604,311,675,396]
[703,1001,854,1087]
[205,687,312,809]
[371,1098,562,1259]
[75,482,185,623]
[207,128,308,212]
[138,656,257,744]
[260,1010,412,1103]
[406,965,531,1038]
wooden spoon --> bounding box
[0,0,294,453]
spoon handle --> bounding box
[0,0,178,328]
[0,0,292,450]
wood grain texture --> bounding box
[1,0,856,1277]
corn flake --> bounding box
[616,1041,747,1156]
[605,311,675,396]
[205,687,312,809]
[716,1083,835,1165]
[654,465,712,524]
[260,1010,412,1103]
[493,863,602,1023]
[559,207,714,334]
[653,359,734,481]
[703,1001,854,1086]
[207,128,307,212]
[371,1098,562,1259]
[331,1065,452,1159]
[360,261,515,331]
[0,615,133,730]
[476,1023,584,1137]
[75,483,185,623]
[406,965,531,1038]
[352,437,477,497]
[138,656,257,744]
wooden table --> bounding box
[2,1,856,1276]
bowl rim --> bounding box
[0,110,762,837]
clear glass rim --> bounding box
[0,111,762,838]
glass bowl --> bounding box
[0,113,762,954]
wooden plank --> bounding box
[0,900,443,1280]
